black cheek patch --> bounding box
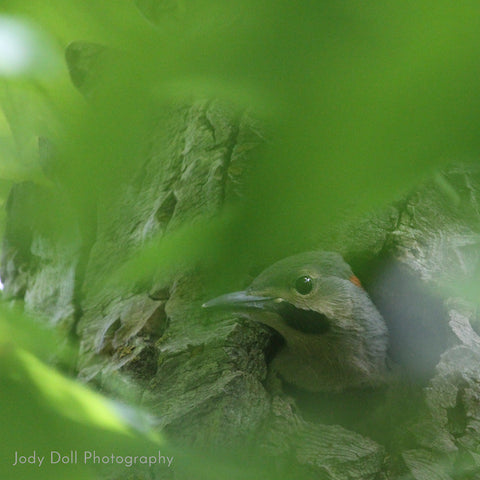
[274,302,331,334]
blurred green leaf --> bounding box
[0,331,163,480]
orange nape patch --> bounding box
[349,275,363,288]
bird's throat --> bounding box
[274,302,331,335]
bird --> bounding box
[203,251,389,393]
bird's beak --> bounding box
[202,291,276,311]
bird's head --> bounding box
[203,251,389,392]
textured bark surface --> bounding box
[2,40,480,480]
[339,165,480,479]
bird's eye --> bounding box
[295,275,313,295]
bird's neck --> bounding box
[272,325,388,393]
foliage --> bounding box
[1,1,480,479]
